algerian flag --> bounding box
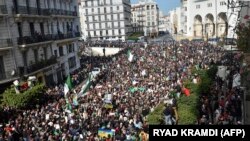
[73,93,78,106]
[64,83,69,96]
[66,75,73,90]
[127,50,133,62]
[64,75,73,96]
[78,75,91,97]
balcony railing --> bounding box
[47,8,77,16]
[0,38,13,47]
[15,6,28,14]
[75,32,81,37]
[26,56,57,74]
[0,5,7,14]
[28,7,38,15]
[18,32,80,45]
[18,34,53,45]
[13,6,77,16]
[0,70,18,81]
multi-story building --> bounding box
[0,0,81,90]
[180,0,187,35]
[169,7,181,35]
[79,0,132,41]
[158,11,168,33]
[131,0,159,37]
[184,0,237,39]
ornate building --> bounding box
[131,0,159,37]
[79,0,132,41]
[0,0,81,90]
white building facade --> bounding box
[169,7,181,35]
[185,0,237,39]
[0,0,81,88]
[131,0,159,37]
[79,0,132,41]
[158,11,168,33]
[180,0,188,34]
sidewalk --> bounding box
[172,34,194,41]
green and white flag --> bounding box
[78,75,91,97]
[64,75,73,96]
[127,50,133,62]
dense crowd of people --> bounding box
[0,39,244,140]
[197,52,244,125]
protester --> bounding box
[0,40,242,141]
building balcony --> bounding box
[18,34,53,45]
[75,32,81,37]
[13,6,77,17]
[0,38,13,48]
[26,56,57,74]
[0,70,19,83]
[18,32,80,46]
[52,32,80,40]
[137,14,145,17]
[48,8,77,16]
[0,5,7,15]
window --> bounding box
[29,22,35,36]
[54,50,58,57]
[17,22,23,37]
[220,1,226,6]
[118,14,120,20]
[104,8,106,13]
[94,31,96,36]
[92,8,94,12]
[68,44,74,53]
[148,22,150,26]
[68,56,76,69]
[207,3,212,7]
[0,56,5,80]
[184,7,187,11]
[59,47,64,56]
[72,44,75,52]
[117,6,119,10]
[85,9,88,14]
[152,22,155,26]
[196,5,200,9]
[33,49,38,63]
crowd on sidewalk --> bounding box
[197,52,244,125]
[0,40,242,141]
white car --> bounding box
[91,67,101,78]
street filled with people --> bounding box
[0,40,244,140]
